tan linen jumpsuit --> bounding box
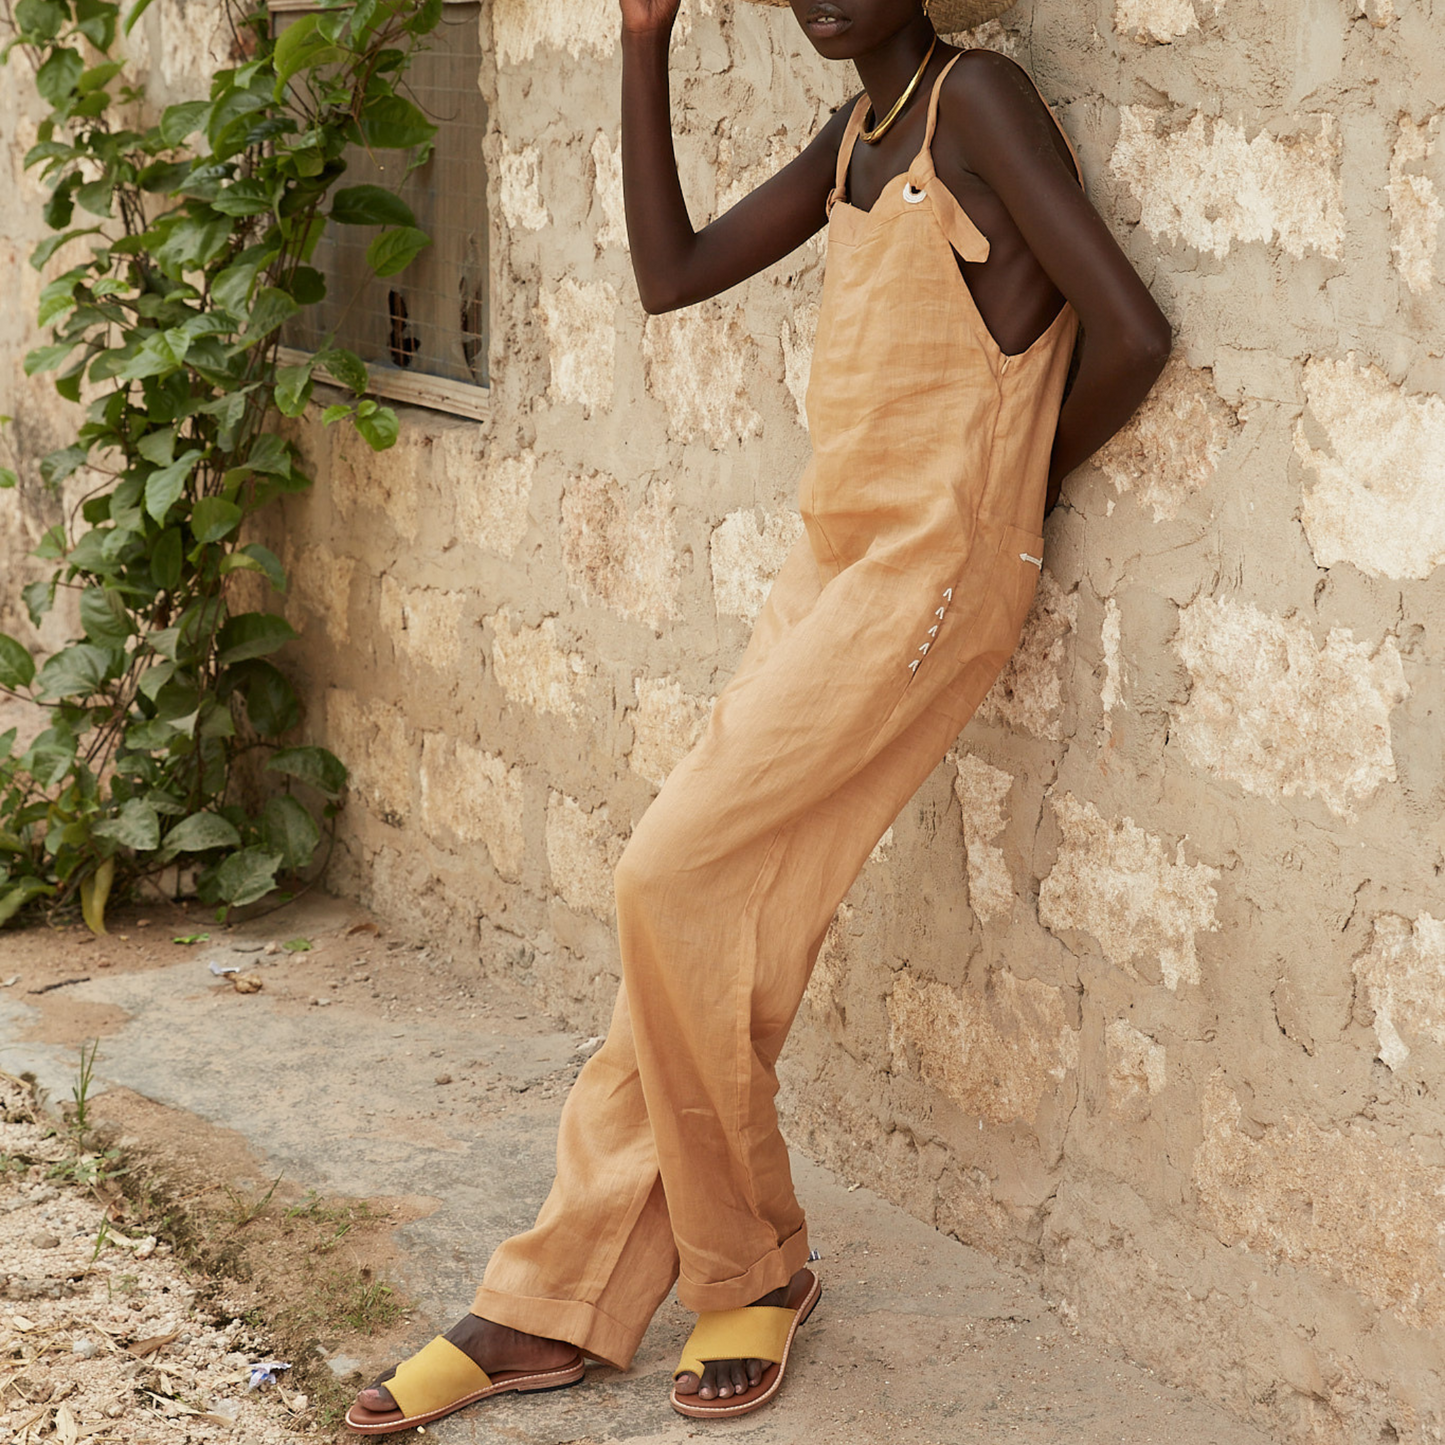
[473,56,1081,1371]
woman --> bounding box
[348,0,1169,1432]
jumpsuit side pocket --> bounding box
[1002,524,1046,628]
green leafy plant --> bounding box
[0,0,444,929]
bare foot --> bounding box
[352,1315,576,1416]
[673,1267,811,1401]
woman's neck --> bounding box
[852,16,939,121]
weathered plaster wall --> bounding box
[5,1,1445,1439]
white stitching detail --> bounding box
[908,659,920,674]
[1020,552,1043,568]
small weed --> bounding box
[282,937,312,953]
[48,1148,119,1187]
[111,1272,139,1298]
[89,1215,111,1269]
[0,1152,29,1176]
[70,1038,100,1137]
[334,1274,401,1333]
[224,1173,283,1230]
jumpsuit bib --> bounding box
[474,56,1081,1370]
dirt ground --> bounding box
[1,898,472,1441]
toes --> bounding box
[675,1371,701,1397]
[729,1360,749,1395]
[700,1363,720,1399]
[356,1385,396,1412]
[747,1357,764,1387]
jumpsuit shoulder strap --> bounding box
[827,94,872,214]
[916,51,966,165]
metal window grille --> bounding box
[273,0,489,416]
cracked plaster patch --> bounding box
[1105,1020,1167,1121]
[628,676,712,788]
[710,510,805,625]
[590,131,628,251]
[451,447,535,560]
[488,608,591,718]
[326,690,411,824]
[1111,106,1344,260]
[1389,114,1441,294]
[1296,355,1445,581]
[561,473,681,627]
[380,577,468,675]
[497,141,549,233]
[1094,357,1237,521]
[954,754,1015,925]
[642,304,762,448]
[1193,1076,1445,1329]
[1115,0,1197,44]
[1040,793,1219,990]
[977,570,1076,740]
[546,792,625,920]
[1353,913,1445,1072]
[889,970,1079,1126]
[420,735,525,879]
[283,542,354,648]
[538,278,617,416]
[492,0,616,65]
[1172,597,1408,818]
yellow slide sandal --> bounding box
[344,1335,584,1435]
[670,1268,822,1419]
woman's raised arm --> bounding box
[620,0,848,313]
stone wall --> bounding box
[4,1,1445,1439]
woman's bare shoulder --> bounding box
[936,48,1075,178]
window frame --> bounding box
[268,0,490,421]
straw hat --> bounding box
[743,0,1017,33]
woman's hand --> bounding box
[620,0,681,37]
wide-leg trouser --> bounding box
[472,517,1041,1371]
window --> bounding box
[272,0,489,418]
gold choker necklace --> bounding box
[860,37,937,145]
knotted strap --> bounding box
[385,1337,492,1418]
[674,1305,797,1381]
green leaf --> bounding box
[354,403,398,451]
[158,98,209,146]
[80,587,131,645]
[262,795,320,872]
[81,856,115,936]
[274,13,344,86]
[282,934,314,952]
[274,361,313,417]
[216,612,298,665]
[16,1,66,43]
[366,226,431,278]
[191,496,243,543]
[330,184,416,228]
[245,433,291,476]
[23,580,54,627]
[36,47,84,106]
[360,94,437,151]
[154,212,233,277]
[151,527,183,590]
[75,177,114,217]
[40,444,88,486]
[240,286,299,346]
[0,467,16,489]
[320,403,352,426]
[172,932,210,945]
[289,265,326,306]
[213,846,282,907]
[405,0,444,34]
[164,810,242,853]
[123,0,156,35]
[79,61,125,95]
[228,658,299,735]
[117,327,190,380]
[219,543,286,592]
[137,425,177,467]
[144,449,202,522]
[0,878,56,928]
[267,744,346,800]
[319,347,368,394]
[25,341,80,377]
[93,798,161,852]
[30,227,102,270]
[0,634,36,691]
[211,178,275,218]
[35,642,112,699]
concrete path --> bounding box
[1,898,1273,1445]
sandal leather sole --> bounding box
[344,1354,585,1435]
[670,1273,822,1419]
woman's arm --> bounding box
[943,53,1172,512]
[620,0,848,314]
